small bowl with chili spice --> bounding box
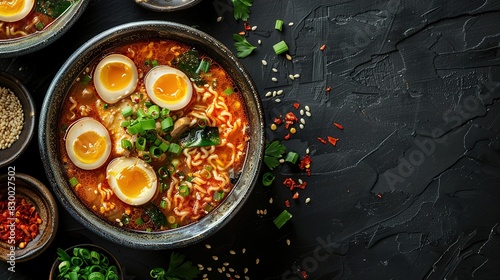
[0,173,59,262]
[0,71,36,169]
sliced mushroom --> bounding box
[170,116,191,140]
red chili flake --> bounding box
[317,137,327,144]
[299,155,312,176]
[133,97,140,103]
[327,136,339,146]
[285,200,291,208]
[273,117,283,125]
[333,122,344,130]
[285,112,298,129]
[293,102,300,109]
[292,192,299,199]
[301,270,308,279]
[377,193,382,198]
[243,22,252,31]
[238,31,246,36]
[320,44,326,51]
[284,133,291,140]
[0,196,42,249]
[283,178,307,191]
[325,86,332,92]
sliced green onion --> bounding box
[179,185,190,197]
[69,177,79,187]
[157,166,170,179]
[262,172,275,186]
[136,137,146,151]
[161,117,174,131]
[120,120,130,127]
[121,139,132,150]
[81,74,92,85]
[142,153,151,163]
[35,21,44,30]
[136,108,147,118]
[197,118,207,128]
[274,209,293,229]
[136,217,144,225]
[275,19,284,31]
[170,223,178,229]
[273,40,289,55]
[213,190,225,201]
[159,141,169,152]
[196,58,210,74]
[127,122,142,135]
[140,118,156,130]
[148,105,160,119]
[223,87,234,95]
[159,200,167,209]
[154,138,162,146]
[149,146,162,158]
[144,101,153,107]
[285,151,299,164]
[160,182,169,192]
[151,59,159,68]
[168,143,182,155]
[160,108,170,118]
[121,106,133,117]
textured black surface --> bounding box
[1,0,499,279]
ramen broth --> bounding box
[58,40,250,231]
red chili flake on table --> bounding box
[285,112,298,129]
[333,122,344,130]
[293,102,300,109]
[325,86,332,92]
[283,178,307,191]
[327,136,339,146]
[301,270,308,279]
[292,192,299,199]
[284,133,291,140]
[243,21,252,31]
[238,31,246,36]
[0,196,42,249]
[299,155,312,176]
[285,200,291,208]
[319,44,326,51]
[317,137,327,144]
[273,117,283,125]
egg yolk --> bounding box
[0,0,29,19]
[99,62,134,91]
[73,131,107,164]
[115,165,151,198]
[152,73,188,104]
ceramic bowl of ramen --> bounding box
[39,21,264,249]
[134,0,202,12]
[0,0,89,58]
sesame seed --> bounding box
[299,124,304,129]
[217,16,223,22]
[286,239,291,246]
[300,118,305,125]
[305,197,311,204]
[286,54,292,60]
[271,77,278,82]
[275,98,281,103]
[205,244,212,249]
[300,109,304,115]
[279,158,285,163]
[305,105,310,111]
[212,255,219,261]
[294,74,300,78]
[245,276,250,280]
[288,74,295,80]
[288,22,294,26]
[258,39,262,45]
[265,91,272,97]
[277,89,283,95]
[269,197,273,204]
[252,25,257,31]
[272,90,277,97]
[207,267,212,271]
[261,60,268,66]
[272,68,278,72]
[244,268,249,274]
[306,111,312,117]
[306,148,310,154]
[229,267,235,272]
[229,250,236,255]
[256,258,260,265]
[298,178,303,184]
[242,248,246,254]
[218,267,223,273]
[223,262,229,266]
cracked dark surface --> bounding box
[0,0,499,279]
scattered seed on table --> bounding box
[286,239,291,246]
[229,267,235,272]
[261,60,268,66]
[279,158,285,163]
[229,250,236,255]
[300,118,305,125]
[269,197,273,204]
[294,74,300,78]
[277,89,283,95]
[212,255,219,260]
[258,39,262,45]
[217,16,222,22]
[205,244,212,249]
[244,267,249,274]
[288,22,294,26]
[272,68,278,72]
[306,111,311,117]
[218,267,223,273]
[271,77,278,82]
[288,74,295,80]
[300,109,304,115]
[256,258,260,265]
[275,98,281,103]
[306,148,310,154]
[272,90,277,97]
[242,248,246,254]
[305,105,310,111]
[299,124,304,129]
[265,91,272,97]
[286,54,292,60]
[305,197,311,204]
[252,25,257,31]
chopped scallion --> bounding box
[120,120,130,127]
[161,117,174,131]
[159,200,167,209]
[121,139,132,150]
[157,166,170,179]
[168,143,182,155]
[262,172,275,186]
[285,151,299,164]
[149,146,162,158]
[69,177,79,187]
[136,108,147,118]
[136,137,146,151]
[213,191,225,201]
[158,141,169,152]
[148,105,160,119]
[179,185,190,197]
[140,118,156,131]
[121,106,133,117]
[273,40,289,55]
[274,209,292,229]
[275,19,284,31]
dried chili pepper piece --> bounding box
[327,136,339,146]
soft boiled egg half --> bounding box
[93,54,138,104]
[145,65,193,111]
[0,0,34,22]
[65,118,112,170]
[106,157,158,206]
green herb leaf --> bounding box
[232,0,253,21]
[264,141,286,170]
[150,252,200,280]
[232,34,257,59]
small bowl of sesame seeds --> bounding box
[0,71,36,168]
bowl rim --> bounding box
[39,20,265,250]
[0,173,59,262]
[0,0,89,58]
[0,71,36,169]
[134,0,202,12]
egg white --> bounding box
[144,65,193,110]
[65,117,112,170]
[93,54,138,104]
[106,157,158,206]
[0,0,34,22]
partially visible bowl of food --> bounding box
[0,173,58,262]
[134,0,202,12]
[39,21,265,249]
[0,71,36,168]
[0,0,89,58]
[49,243,123,280]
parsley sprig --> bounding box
[232,0,253,21]
[150,252,200,280]
[264,140,286,170]
[233,34,257,58]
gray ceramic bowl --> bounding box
[0,71,36,168]
[134,0,202,12]
[0,173,59,262]
[0,0,89,58]
[39,21,264,250]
